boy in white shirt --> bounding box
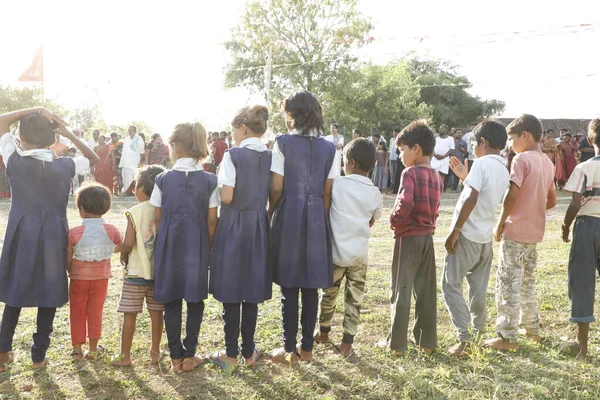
[314,138,383,358]
[442,121,510,356]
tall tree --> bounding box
[407,58,505,128]
[224,0,372,129]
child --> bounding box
[560,119,600,358]
[314,138,383,358]
[208,105,272,368]
[68,184,122,360]
[430,124,455,183]
[485,114,556,351]
[150,122,219,373]
[268,90,340,364]
[446,129,468,192]
[0,107,99,371]
[441,121,510,356]
[382,120,443,355]
[371,142,389,191]
[111,165,166,367]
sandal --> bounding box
[86,346,105,360]
[71,351,85,362]
[244,349,263,367]
[208,350,238,371]
[150,350,165,365]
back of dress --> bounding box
[0,154,74,307]
[271,134,336,289]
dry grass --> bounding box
[0,192,599,399]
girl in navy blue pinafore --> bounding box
[267,91,340,364]
[0,108,99,371]
[151,122,218,373]
[208,105,272,369]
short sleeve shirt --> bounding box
[564,156,600,218]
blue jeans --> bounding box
[281,287,318,353]
[163,300,204,359]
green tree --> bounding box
[224,0,373,132]
[0,84,66,126]
[407,58,505,128]
[323,62,432,139]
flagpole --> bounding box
[41,44,45,105]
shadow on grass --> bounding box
[33,368,68,399]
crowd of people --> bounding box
[0,90,598,377]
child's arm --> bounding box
[0,107,50,135]
[323,179,333,215]
[67,249,73,272]
[546,184,557,210]
[56,125,100,167]
[120,216,135,265]
[562,192,582,242]
[220,186,234,205]
[390,170,415,233]
[268,173,284,219]
[371,193,384,228]
[154,207,163,233]
[446,187,479,253]
[494,182,519,242]
[207,207,218,248]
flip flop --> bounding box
[244,349,263,367]
[208,351,237,371]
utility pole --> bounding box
[264,44,273,104]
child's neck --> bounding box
[521,142,542,152]
[19,140,42,151]
[82,213,103,219]
[413,156,432,166]
[480,149,502,157]
[595,145,600,157]
[439,134,448,138]
[347,169,369,177]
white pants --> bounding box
[121,167,135,192]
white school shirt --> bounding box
[149,157,220,208]
[218,137,267,188]
[450,154,509,243]
[119,135,144,169]
[330,174,383,267]
[270,130,341,179]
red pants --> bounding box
[69,279,109,345]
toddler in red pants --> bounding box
[68,184,122,360]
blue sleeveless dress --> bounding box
[211,147,272,303]
[0,153,74,307]
[153,170,218,303]
[271,134,335,289]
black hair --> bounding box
[151,133,161,141]
[371,127,379,134]
[396,120,436,156]
[344,138,376,173]
[378,142,388,152]
[546,128,554,133]
[471,120,507,150]
[563,132,573,138]
[393,128,401,134]
[68,147,77,153]
[588,119,600,147]
[76,184,112,215]
[330,123,340,129]
[211,131,219,137]
[136,165,165,197]
[506,114,543,141]
[18,113,57,148]
[372,133,381,139]
[352,129,362,137]
[138,132,145,143]
[128,125,137,133]
[283,90,324,136]
[110,132,119,138]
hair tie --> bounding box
[260,110,269,121]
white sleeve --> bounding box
[0,134,16,162]
[149,183,162,207]
[218,152,236,187]
[270,141,285,176]
[74,156,90,175]
[328,150,341,179]
[463,160,484,192]
[449,138,455,150]
[373,192,383,221]
[340,136,345,147]
[209,185,220,208]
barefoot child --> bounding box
[560,118,600,358]
[68,184,122,360]
[0,108,99,371]
[442,121,509,356]
[150,122,219,373]
[209,105,272,368]
[315,138,383,358]
[383,120,443,355]
[268,90,340,364]
[111,165,166,367]
[485,114,556,351]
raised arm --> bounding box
[56,125,100,166]
[0,107,45,135]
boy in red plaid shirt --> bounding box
[379,120,443,355]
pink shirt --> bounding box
[503,151,555,244]
[68,224,122,280]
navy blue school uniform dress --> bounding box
[0,148,74,308]
[152,161,218,304]
[271,132,336,289]
[211,144,272,303]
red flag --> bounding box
[18,44,43,83]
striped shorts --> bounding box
[117,280,164,313]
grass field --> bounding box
[0,192,599,399]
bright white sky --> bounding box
[0,0,598,134]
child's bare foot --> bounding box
[483,338,519,351]
[182,355,205,372]
[110,354,132,367]
[338,342,353,358]
[268,347,298,365]
[296,345,312,363]
[171,358,184,373]
[150,350,163,365]
[71,350,85,362]
[525,333,541,342]
[0,352,13,372]
[32,358,48,369]
[559,340,588,358]
[447,342,470,357]
[394,351,405,356]
[314,330,329,344]
[244,349,262,367]
[420,347,433,354]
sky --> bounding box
[0,0,598,134]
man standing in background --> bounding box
[463,123,477,171]
[88,129,100,149]
[119,125,144,196]
[325,123,345,175]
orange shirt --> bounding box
[50,142,69,157]
[68,224,122,280]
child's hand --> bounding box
[369,217,375,228]
[445,230,460,253]
[120,252,128,266]
[493,222,504,242]
[39,108,68,128]
[56,124,76,140]
[449,157,468,181]
[561,224,571,243]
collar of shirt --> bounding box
[172,157,203,171]
[343,174,375,186]
[81,218,106,225]
[290,129,321,137]
[478,154,508,166]
[238,137,268,152]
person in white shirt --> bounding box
[441,121,510,357]
[431,124,455,181]
[88,129,100,150]
[462,123,477,171]
[314,137,383,358]
[119,125,145,196]
[325,124,345,175]
[389,127,400,186]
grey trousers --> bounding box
[388,235,437,352]
[442,234,493,342]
